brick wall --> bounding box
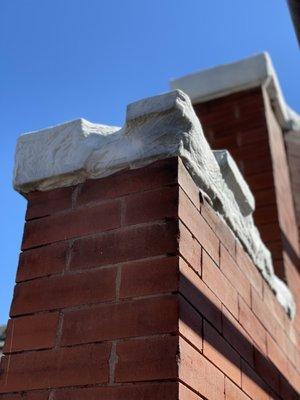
[286,130,300,249]
[193,87,299,286]
[0,158,299,399]
[193,86,300,334]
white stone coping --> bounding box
[170,53,300,132]
[13,89,295,317]
[213,150,255,217]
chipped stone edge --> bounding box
[13,89,295,318]
[170,52,300,132]
[213,150,255,217]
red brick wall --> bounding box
[177,162,300,399]
[286,130,300,245]
[0,158,299,399]
[193,87,299,285]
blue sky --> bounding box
[0,0,299,324]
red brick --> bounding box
[178,384,202,400]
[286,361,300,394]
[201,200,236,256]
[179,222,202,275]
[241,360,270,400]
[124,186,178,226]
[22,200,121,249]
[203,320,241,385]
[280,376,299,400]
[179,296,202,351]
[212,134,238,150]
[251,286,278,335]
[11,268,116,316]
[267,333,289,378]
[259,222,281,243]
[284,337,299,371]
[240,156,272,176]
[202,250,239,318]
[179,258,222,332]
[220,245,251,305]
[115,336,178,382]
[222,305,254,367]
[263,280,288,330]
[269,390,282,400]
[225,378,251,400]
[17,242,68,282]
[54,382,178,400]
[179,337,225,400]
[246,171,274,190]
[198,106,266,133]
[178,158,200,210]
[3,313,59,353]
[266,240,283,260]
[202,114,267,138]
[265,319,297,368]
[238,297,267,354]
[237,127,268,146]
[119,256,179,298]
[179,189,219,263]
[254,347,280,393]
[70,221,178,271]
[255,186,277,207]
[280,364,300,400]
[236,243,263,298]
[77,158,178,205]
[25,187,73,220]
[23,392,49,400]
[0,343,111,392]
[61,295,178,346]
[4,391,49,400]
[256,204,279,226]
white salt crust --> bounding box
[13,89,295,317]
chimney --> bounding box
[171,52,300,293]
[0,86,299,398]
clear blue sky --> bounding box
[0,0,299,324]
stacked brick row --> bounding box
[0,158,299,399]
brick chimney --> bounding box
[0,82,299,399]
[171,52,300,322]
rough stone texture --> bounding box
[170,52,300,132]
[13,119,120,192]
[13,89,295,316]
[213,150,255,216]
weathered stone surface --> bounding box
[214,150,255,217]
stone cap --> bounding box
[213,150,255,217]
[13,89,295,317]
[170,53,300,131]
